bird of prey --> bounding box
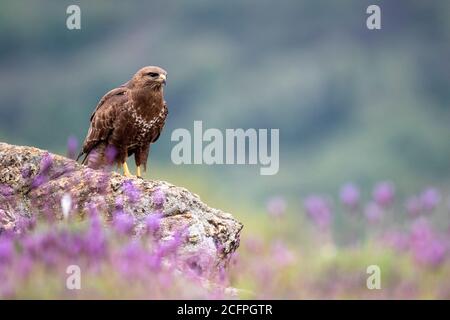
[77,66,168,178]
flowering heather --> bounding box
[1,175,450,299]
[266,196,287,218]
[0,184,14,198]
[122,180,140,203]
[410,218,446,267]
[420,187,441,213]
[152,188,166,207]
[40,152,53,174]
[113,212,135,236]
[339,183,360,209]
[105,145,118,165]
[304,195,332,230]
[373,181,395,208]
[0,238,13,264]
[145,212,162,235]
[0,212,224,299]
[66,136,79,160]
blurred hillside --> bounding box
[0,0,449,207]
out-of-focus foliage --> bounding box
[1,179,449,299]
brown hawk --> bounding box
[77,66,168,178]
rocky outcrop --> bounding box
[0,142,243,273]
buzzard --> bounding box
[77,66,168,178]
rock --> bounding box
[0,142,243,274]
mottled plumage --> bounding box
[77,66,168,177]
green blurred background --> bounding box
[0,0,449,225]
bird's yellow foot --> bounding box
[136,166,144,180]
[122,162,132,177]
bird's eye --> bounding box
[147,72,159,77]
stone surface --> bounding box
[0,142,243,273]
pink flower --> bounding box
[0,238,13,264]
[123,180,139,203]
[271,240,294,267]
[105,145,118,165]
[410,218,447,267]
[373,181,395,208]
[304,195,332,230]
[266,196,287,218]
[420,187,440,213]
[66,135,79,160]
[339,183,360,209]
[40,152,53,175]
[113,212,135,236]
[146,212,162,235]
[152,188,166,208]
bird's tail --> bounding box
[78,143,108,169]
[77,151,89,165]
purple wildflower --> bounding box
[146,212,162,235]
[15,216,36,233]
[420,187,440,213]
[105,145,118,165]
[66,234,84,258]
[408,217,446,267]
[96,171,111,194]
[159,228,186,256]
[0,238,13,264]
[31,174,46,189]
[271,240,295,267]
[113,212,135,236]
[413,238,446,267]
[84,215,107,259]
[40,152,53,175]
[146,250,163,271]
[373,181,395,208]
[114,196,123,211]
[66,135,79,160]
[152,188,166,208]
[123,180,139,203]
[0,184,14,197]
[339,183,360,209]
[304,195,332,230]
[21,235,40,258]
[17,255,33,278]
[266,196,287,218]
[116,242,146,276]
[410,218,434,244]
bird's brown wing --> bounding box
[78,87,128,162]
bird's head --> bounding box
[130,66,167,90]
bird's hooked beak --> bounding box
[158,74,167,85]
